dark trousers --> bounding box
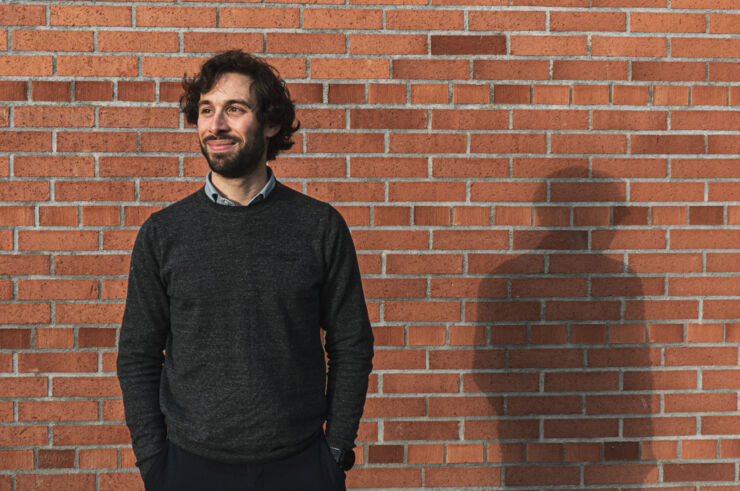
[144,433,346,491]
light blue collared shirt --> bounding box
[204,167,276,206]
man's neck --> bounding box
[210,164,269,206]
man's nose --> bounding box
[209,110,229,133]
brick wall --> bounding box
[1,1,739,489]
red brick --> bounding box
[573,84,609,105]
[631,134,704,155]
[634,62,705,82]
[350,157,426,178]
[304,8,381,29]
[584,464,659,484]
[469,10,545,31]
[99,31,178,53]
[0,181,49,201]
[18,279,97,300]
[0,56,52,76]
[491,84,529,104]
[50,5,131,26]
[0,81,27,101]
[352,109,426,129]
[0,5,45,25]
[17,475,96,490]
[386,254,462,274]
[55,181,134,202]
[15,106,94,128]
[664,463,734,483]
[136,6,215,27]
[142,56,210,78]
[475,60,550,80]
[0,450,34,470]
[452,84,490,104]
[709,134,740,154]
[628,253,701,273]
[506,465,579,486]
[654,85,690,106]
[75,81,113,101]
[692,85,727,105]
[268,33,345,54]
[434,109,507,130]
[387,10,463,30]
[666,393,736,413]
[14,156,94,177]
[307,133,383,153]
[346,468,420,489]
[431,35,505,55]
[512,35,587,56]
[545,418,619,438]
[58,56,138,77]
[631,182,703,202]
[410,84,447,104]
[471,133,547,154]
[18,401,98,422]
[30,81,69,102]
[426,467,501,487]
[551,134,626,154]
[515,109,588,129]
[710,13,740,34]
[551,11,625,31]
[13,30,93,52]
[553,60,628,80]
[673,110,740,130]
[391,133,466,154]
[613,84,650,105]
[350,34,426,55]
[534,85,570,106]
[368,84,405,104]
[52,376,121,398]
[385,301,460,322]
[182,32,262,54]
[394,59,468,80]
[595,36,667,57]
[18,352,97,373]
[352,230,428,251]
[312,58,388,79]
[632,12,705,33]
[220,7,299,28]
[384,373,459,394]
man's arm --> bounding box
[320,208,374,455]
[116,217,170,478]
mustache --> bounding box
[203,135,240,143]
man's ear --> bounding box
[264,125,280,138]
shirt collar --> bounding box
[204,167,276,207]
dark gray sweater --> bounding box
[117,182,374,474]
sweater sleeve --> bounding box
[321,208,374,451]
[116,217,169,476]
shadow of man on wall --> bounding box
[469,167,658,488]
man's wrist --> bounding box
[329,446,355,471]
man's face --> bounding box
[197,72,269,179]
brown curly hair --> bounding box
[180,50,300,161]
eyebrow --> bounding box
[198,98,253,108]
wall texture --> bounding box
[1,0,740,489]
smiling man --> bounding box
[117,51,374,491]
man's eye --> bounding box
[199,108,211,115]
[228,106,244,113]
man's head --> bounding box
[181,51,299,176]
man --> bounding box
[117,50,374,491]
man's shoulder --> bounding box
[273,181,339,217]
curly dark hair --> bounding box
[180,50,300,161]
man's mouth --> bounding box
[206,139,238,153]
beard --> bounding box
[200,126,267,179]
